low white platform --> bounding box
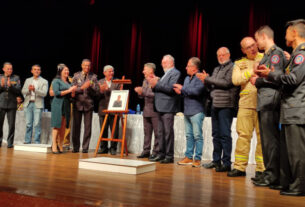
[79,157,156,175]
[14,144,52,153]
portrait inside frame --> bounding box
[107,90,129,111]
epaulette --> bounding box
[300,45,305,50]
[267,46,276,55]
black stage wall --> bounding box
[1,0,305,111]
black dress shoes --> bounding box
[280,190,305,196]
[137,152,150,158]
[203,162,220,169]
[82,149,88,153]
[251,171,263,181]
[0,142,2,147]
[110,148,117,155]
[148,154,157,160]
[160,158,174,164]
[97,148,108,154]
[72,149,79,153]
[7,145,14,148]
[149,154,165,162]
[227,169,246,177]
[253,179,270,187]
[269,184,285,190]
[215,164,231,172]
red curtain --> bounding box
[248,2,269,36]
[187,7,208,63]
[90,26,101,74]
[89,0,95,5]
[126,22,142,82]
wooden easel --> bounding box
[94,76,132,158]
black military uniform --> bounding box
[254,45,288,186]
[0,74,21,148]
[267,42,305,196]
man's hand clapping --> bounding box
[196,70,209,83]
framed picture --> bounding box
[107,90,129,111]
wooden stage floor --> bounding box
[0,146,304,207]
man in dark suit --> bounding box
[0,62,21,148]
[97,65,121,155]
[71,59,99,153]
[147,54,181,164]
[135,63,162,159]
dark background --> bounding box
[1,0,305,111]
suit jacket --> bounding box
[153,68,181,113]
[22,76,48,109]
[72,71,99,112]
[0,74,21,109]
[139,79,159,117]
[97,78,121,116]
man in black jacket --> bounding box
[197,47,239,172]
[0,62,21,148]
[252,26,288,188]
[257,19,305,196]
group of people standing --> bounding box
[1,18,304,197]
[135,19,305,196]
[0,59,123,156]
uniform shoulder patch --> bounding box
[271,55,280,64]
[294,54,305,65]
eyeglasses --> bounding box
[244,43,256,50]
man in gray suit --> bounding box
[22,64,48,144]
[72,59,99,153]
[135,63,162,159]
[0,62,21,148]
[148,54,181,164]
[97,65,121,155]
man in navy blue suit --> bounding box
[147,54,181,164]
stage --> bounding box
[0,147,304,207]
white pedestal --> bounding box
[79,157,156,175]
[14,144,52,153]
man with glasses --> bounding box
[227,37,265,178]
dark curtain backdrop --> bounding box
[1,0,305,110]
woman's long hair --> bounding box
[54,63,71,84]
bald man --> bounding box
[227,37,265,178]
[198,47,239,172]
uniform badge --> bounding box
[294,54,305,65]
[271,55,280,64]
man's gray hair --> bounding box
[163,54,175,64]
[217,47,230,54]
[3,62,12,67]
[82,59,91,64]
[103,65,114,72]
[189,57,201,69]
[286,19,305,39]
[144,62,156,71]
[32,64,41,69]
